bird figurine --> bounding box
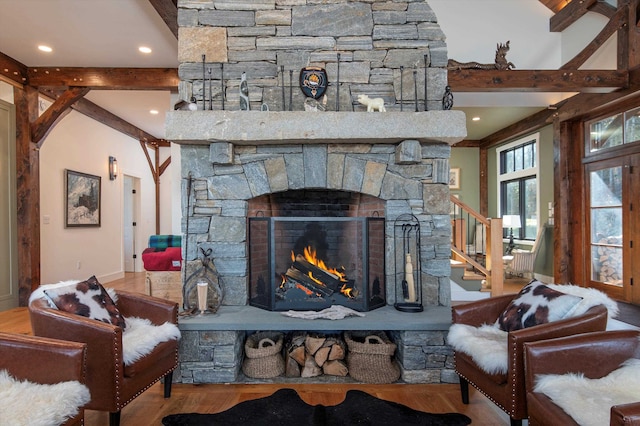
[239,72,250,111]
[442,85,454,110]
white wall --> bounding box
[170,142,182,234]
[38,109,174,284]
[430,0,560,69]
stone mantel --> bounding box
[166,110,466,146]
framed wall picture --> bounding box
[449,167,461,190]
[65,169,101,227]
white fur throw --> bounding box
[0,370,91,426]
[534,358,640,426]
[447,324,508,374]
[447,283,618,375]
[122,317,181,365]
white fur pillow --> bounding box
[534,358,640,426]
[547,283,619,319]
[0,370,90,426]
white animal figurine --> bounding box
[357,94,386,112]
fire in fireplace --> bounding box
[249,217,385,312]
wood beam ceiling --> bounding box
[457,0,640,147]
[31,87,90,146]
[0,51,28,86]
[561,4,627,69]
[39,88,169,148]
[148,0,178,39]
[447,69,627,92]
[538,0,568,14]
[1,51,174,148]
[28,67,179,90]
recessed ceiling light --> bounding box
[38,45,53,53]
[472,116,481,121]
[139,46,152,54]
[149,109,159,115]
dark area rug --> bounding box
[161,388,472,426]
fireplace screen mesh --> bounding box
[248,217,385,312]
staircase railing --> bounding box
[450,195,504,296]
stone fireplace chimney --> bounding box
[166,0,466,310]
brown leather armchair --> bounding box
[29,289,179,426]
[524,330,640,426]
[0,332,88,426]
[450,294,609,426]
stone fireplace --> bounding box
[166,0,466,384]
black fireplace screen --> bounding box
[248,217,385,312]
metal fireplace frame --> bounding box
[248,216,386,312]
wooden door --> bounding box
[586,154,640,303]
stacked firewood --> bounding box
[285,332,348,378]
[596,236,622,285]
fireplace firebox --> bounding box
[249,217,385,312]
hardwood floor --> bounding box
[1,273,510,425]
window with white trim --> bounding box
[497,134,539,241]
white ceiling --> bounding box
[0,0,561,141]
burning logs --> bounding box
[284,269,334,297]
[292,254,343,290]
[285,332,348,378]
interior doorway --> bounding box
[0,100,17,311]
[123,175,140,273]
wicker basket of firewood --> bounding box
[344,331,400,384]
[242,331,285,378]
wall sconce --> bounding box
[109,156,118,180]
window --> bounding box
[497,134,539,241]
[589,106,640,152]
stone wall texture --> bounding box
[176,0,448,112]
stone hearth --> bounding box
[167,0,466,384]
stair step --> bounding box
[450,260,466,269]
[462,273,484,281]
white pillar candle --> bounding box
[405,253,416,303]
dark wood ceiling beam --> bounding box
[590,1,617,18]
[626,0,640,68]
[478,105,564,149]
[148,0,178,38]
[538,0,567,14]
[447,69,627,92]
[554,87,640,121]
[31,87,90,146]
[550,0,598,32]
[27,67,179,90]
[40,88,165,147]
[0,51,28,86]
[561,5,627,69]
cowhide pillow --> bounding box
[496,280,583,332]
[43,276,126,329]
